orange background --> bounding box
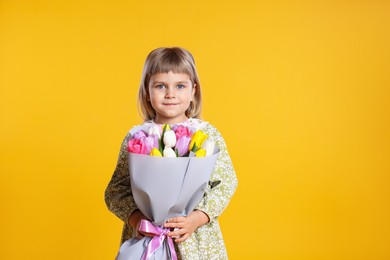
[1,1,389,259]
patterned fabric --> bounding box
[105,119,238,260]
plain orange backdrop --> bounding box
[1,1,389,259]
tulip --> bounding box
[162,124,171,132]
[144,135,159,155]
[132,130,147,140]
[201,139,215,156]
[194,148,206,157]
[150,148,162,157]
[127,138,147,154]
[163,130,176,148]
[173,125,192,139]
[148,125,162,139]
[189,130,208,152]
[163,147,177,157]
[175,135,191,157]
[159,124,171,151]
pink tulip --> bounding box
[127,138,147,154]
[175,135,191,157]
[173,125,192,139]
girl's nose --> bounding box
[165,87,175,98]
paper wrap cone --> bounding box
[116,149,219,260]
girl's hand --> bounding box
[128,210,154,239]
[164,210,209,243]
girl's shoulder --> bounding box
[127,123,149,136]
[185,119,223,140]
[182,118,209,130]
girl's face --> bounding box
[148,71,195,124]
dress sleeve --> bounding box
[104,134,138,223]
[195,124,238,221]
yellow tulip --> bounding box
[189,130,208,152]
[150,148,162,157]
[163,124,170,132]
[194,148,206,157]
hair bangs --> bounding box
[148,52,194,79]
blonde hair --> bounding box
[138,47,202,121]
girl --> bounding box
[105,47,238,259]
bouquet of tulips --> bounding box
[127,124,216,158]
[116,123,219,260]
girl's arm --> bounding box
[165,123,238,241]
[194,123,238,222]
[105,135,139,225]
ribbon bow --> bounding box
[138,219,177,260]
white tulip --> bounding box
[163,130,176,148]
[201,140,215,156]
[148,125,161,138]
[163,147,177,157]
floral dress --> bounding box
[105,118,238,260]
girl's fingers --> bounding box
[166,216,185,223]
[167,227,185,237]
[164,219,185,228]
[164,222,181,228]
[175,233,190,243]
[168,229,190,242]
[164,216,193,242]
[135,229,144,239]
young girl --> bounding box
[105,47,238,259]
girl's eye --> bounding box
[177,84,185,89]
[156,84,166,89]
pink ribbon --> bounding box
[138,219,177,260]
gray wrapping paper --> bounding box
[116,150,219,260]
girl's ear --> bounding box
[191,83,196,100]
[146,88,151,101]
